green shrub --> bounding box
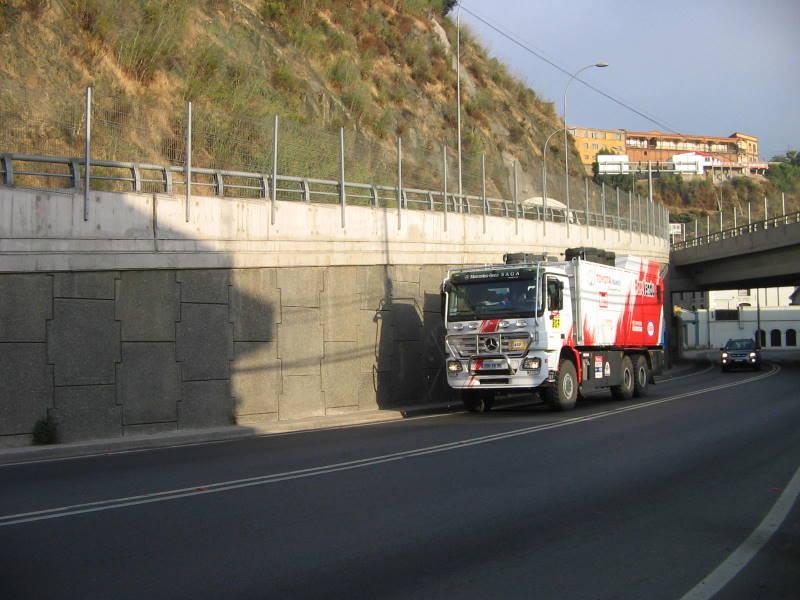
[342,83,372,118]
[33,415,57,445]
[259,0,287,21]
[271,63,300,93]
[328,56,359,88]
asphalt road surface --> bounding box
[2,361,799,599]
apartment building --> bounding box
[568,126,626,166]
[569,127,761,171]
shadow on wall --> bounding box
[0,190,456,447]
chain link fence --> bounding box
[0,85,669,235]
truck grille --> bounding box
[447,333,530,358]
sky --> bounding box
[458,0,800,160]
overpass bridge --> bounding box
[669,211,800,291]
[0,153,670,447]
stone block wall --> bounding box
[0,265,453,446]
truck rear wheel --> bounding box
[633,355,649,397]
[462,391,494,413]
[543,360,578,411]
[611,355,635,400]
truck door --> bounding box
[546,275,573,349]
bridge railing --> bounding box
[0,152,670,238]
[671,211,800,250]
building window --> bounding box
[584,143,589,149]
[592,143,598,150]
[787,329,797,346]
[757,329,766,347]
[738,289,750,296]
[770,329,782,347]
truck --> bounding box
[441,248,666,412]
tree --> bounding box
[766,149,800,193]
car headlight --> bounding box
[508,338,529,352]
[721,352,728,358]
[522,357,541,370]
[447,360,463,374]
[749,352,756,358]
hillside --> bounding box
[0,0,582,201]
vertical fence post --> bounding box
[748,201,751,231]
[601,181,606,240]
[616,187,621,239]
[638,194,642,239]
[481,153,486,234]
[584,178,589,237]
[764,196,768,223]
[541,160,547,227]
[83,86,91,221]
[339,127,346,228]
[185,101,192,223]
[443,144,448,232]
[648,160,653,205]
[734,205,737,229]
[706,214,710,237]
[513,160,518,235]
[271,115,278,225]
[782,192,786,223]
[397,136,402,230]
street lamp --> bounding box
[564,62,608,233]
[542,128,565,228]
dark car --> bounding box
[720,339,761,372]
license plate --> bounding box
[472,359,507,371]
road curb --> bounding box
[0,400,462,466]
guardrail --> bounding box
[671,211,800,250]
[0,152,670,237]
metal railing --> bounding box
[0,151,671,238]
[671,211,800,251]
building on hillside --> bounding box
[567,126,626,168]
[569,127,767,177]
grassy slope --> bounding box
[0,0,578,199]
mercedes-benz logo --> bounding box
[485,337,499,352]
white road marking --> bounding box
[0,364,781,528]
[658,362,715,382]
[679,460,800,600]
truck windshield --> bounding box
[448,279,537,321]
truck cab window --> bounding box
[547,278,563,311]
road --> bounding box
[2,361,799,599]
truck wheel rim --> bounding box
[563,374,574,399]
[624,368,632,390]
[638,366,646,387]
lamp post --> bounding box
[543,127,565,232]
[564,62,608,226]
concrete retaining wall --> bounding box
[0,265,449,446]
[0,187,669,271]
[0,186,669,446]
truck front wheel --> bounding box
[611,355,635,400]
[462,391,494,413]
[543,360,578,411]
[633,355,649,397]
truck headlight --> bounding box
[447,360,463,374]
[508,338,529,352]
[522,357,541,370]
